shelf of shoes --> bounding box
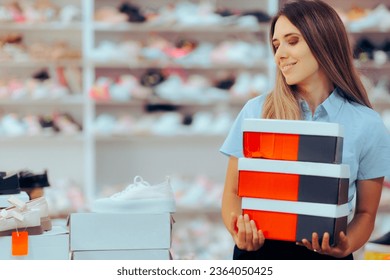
[93,22,269,33]
[92,110,234,139]
[0,0,82,25]
[308,0,390,76]
[83,0,278,198]
[0,0,83,65]
[325,0,390,133]
[0,0,86,212]
[0,34,82,66]
[89,71,265,109]
[0,111,83,139]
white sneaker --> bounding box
[91,176,176,214]
[0,208,42,236]
[2,196,52,231]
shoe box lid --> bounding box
[243,118,344,136]
[239,158,350,178]
[69,212,173,251]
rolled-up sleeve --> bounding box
[220,95,267,158]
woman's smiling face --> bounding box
[272,16,323,87]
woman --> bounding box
[220,0,390,260]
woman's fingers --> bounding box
[311,232,322,252]
[250,220,259,246]
[244,214,253,244]
[234,214,264,251]
[236,215,246,248]
[320,232,331,253]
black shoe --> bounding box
[18,169,50,189]
[0,171,6,177]
[365,232,390,253]
[0,173,20,195]
[353,38,376,61]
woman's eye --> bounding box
[288,39,298,46]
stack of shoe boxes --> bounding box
[69,213,173,260]
[238,119,350,245]
[69,176,175,259]
[0,172,69,260]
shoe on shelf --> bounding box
[2,196,52,231]
[364,232,390,260]
[0,173,20,195]
[348,4,390,32]
[91,176,176,214]
[0,208,43,236]
[19,169,50,200]
[18,170,50,189]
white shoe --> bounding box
[0,208,42,236]
[2,196,52,231]
[91,176,176,214]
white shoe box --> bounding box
[0,225,69,260]
[69,213,173,251]
[71,249,172,260]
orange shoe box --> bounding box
[243,119,344,163]
[238,158,350,245]
[238,158,350,204]
[241,198,349,246]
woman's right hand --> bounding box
[230,212,265,251]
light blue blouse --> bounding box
[220,88,390,202]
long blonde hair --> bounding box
[263,0,372,120]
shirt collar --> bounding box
[321,87,345,119]
[298,87,345,120]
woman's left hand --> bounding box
[299,231,351,258]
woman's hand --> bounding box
[230,212,265,251]
[299,231,351,258]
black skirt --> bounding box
[233,240,354,260]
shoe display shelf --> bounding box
[82,0,278,259]
[321,0,390,112]
[0,0,86,201]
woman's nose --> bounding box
[274,44,287,60]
